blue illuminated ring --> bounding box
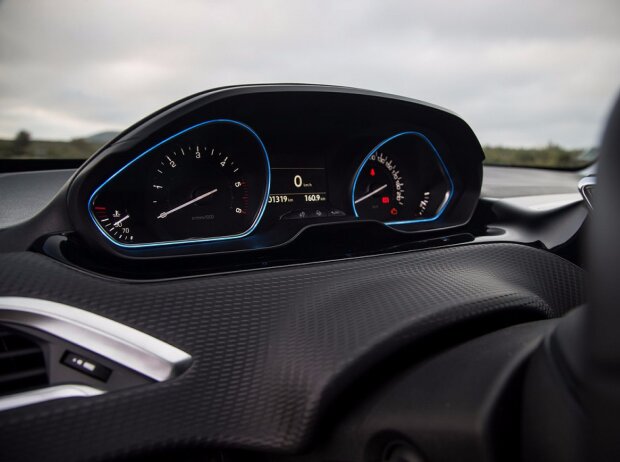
[88,119,272,248]
[351,131,454,225]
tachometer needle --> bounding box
[157,188,218,219]
[113,214,130,227]
[354,184,388,204]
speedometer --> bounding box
[352,132,453,224]
[89,120,270,247]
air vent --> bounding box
[0,326,47,395]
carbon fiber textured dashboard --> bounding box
[0,243,584,461]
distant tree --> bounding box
[13,130,32,155]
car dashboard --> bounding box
[0,85,590,462]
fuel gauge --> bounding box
[352,131,454,224]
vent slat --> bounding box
[0,347,41,360]
[0,367,47,385]
[0,326,48,395]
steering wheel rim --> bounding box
[587,92,620,460]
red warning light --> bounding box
[370,168,376,177]
[390,207,398,216]
[381,196,390,204]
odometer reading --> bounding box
[268,195,291,204]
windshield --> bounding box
[1,0,618,169]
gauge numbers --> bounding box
[148,144,252,241]
[352,132,453,224]
[353,152,406,220]
[92,206,135,242]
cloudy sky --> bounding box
[0,0,618,148]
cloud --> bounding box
[0,0,618,147]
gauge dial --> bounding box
[148,145,252,241]
[352,132,453,223]
[89,120,270,247]
[352,152,406,220]
[92,206,136,243]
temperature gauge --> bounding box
[92,206,136,243]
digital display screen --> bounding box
[268,167,328,206]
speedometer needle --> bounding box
[354,184,388,204]
[157,188,218,219]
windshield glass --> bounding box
[1,0,618,169]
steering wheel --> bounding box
[587,92,620,461]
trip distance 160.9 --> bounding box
[303,194,326,202]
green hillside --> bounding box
[0,138,102,160]
[483,144,592,169]
[0,132,596,170]
[0,130,117,160]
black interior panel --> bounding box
[0,243,584,461]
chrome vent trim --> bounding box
[578,176,595,210]
[0,297,192,382]
[0,384,103,412]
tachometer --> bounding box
[352,132,453,224]
[89,120,270,247]
[148,144,252,241]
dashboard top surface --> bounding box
[0,169,75,229]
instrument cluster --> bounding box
[68,85,484,256]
